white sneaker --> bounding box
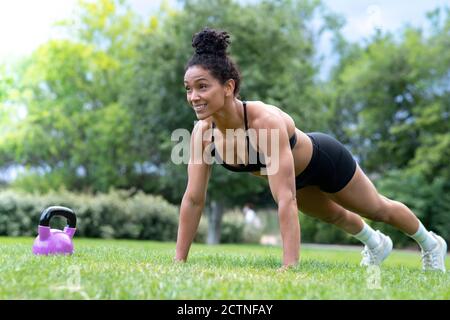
[360,231,393,267]
[421,232,447,272]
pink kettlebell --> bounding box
[32,206,77,255]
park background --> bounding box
[1,0,449,249]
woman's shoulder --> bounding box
[247,100,295,130]
[247,100,279,119]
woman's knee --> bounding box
[323,209,349,225]
[366,197,393,223]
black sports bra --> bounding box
[211,101,297,173]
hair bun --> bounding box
[192,27,230,56]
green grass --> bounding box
[0,237,449,299]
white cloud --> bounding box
[323,0,449,42]
[0,0,173,62]
[0,0,78,61]
[1,0,448,62]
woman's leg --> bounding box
[296,186,365,235]
[326,165,447,272]
[326,165,420,235]
[297,185,394,266]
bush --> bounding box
[220,210,245,243]
[220,209,263,244]
[0,189,207,242]
[257,208,358,246]
[299,213,359,245]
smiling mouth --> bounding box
[193,104,207,112]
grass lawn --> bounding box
[0,237,449,299]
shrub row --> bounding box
[0,189,208,242]
[5,188,437,248]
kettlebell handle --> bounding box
[39,206,77,228]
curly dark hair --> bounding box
[185,27,241,97]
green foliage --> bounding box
[0,0,141,193]
[324,8,450,247]
[0,189,209,242]
[299,213,359,245]
[220,210,246,243]
[375,170,450,246]
[0,64,19,168]
[329,9,450,179]
[220,209,263,244]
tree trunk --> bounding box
[207,200,224,244]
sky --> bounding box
[0,0,449,62]
[0,0,164,61]
[323,0,449,41]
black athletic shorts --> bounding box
[295,132,357,193]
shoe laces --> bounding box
[422,247,439,269]
[362,246,376,264]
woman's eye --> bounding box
[200,84,208,89]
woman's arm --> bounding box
[175,121,211,262]
[175,190,208,261]
[258,116,300,267]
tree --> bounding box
[0,64,22,177]
[328,7,450,245]
[0,0,142,192]
[328,8,450,177]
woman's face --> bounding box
[184,65,230,120]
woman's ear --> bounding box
[224,79,235,97]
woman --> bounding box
[175,27,447,271]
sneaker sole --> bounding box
[423,234,447,272]
[360,236,393,267]
[380,236,393,263]
[437,236,447,272]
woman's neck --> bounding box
[211,98,245,132]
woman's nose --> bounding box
[190,90,201,102]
